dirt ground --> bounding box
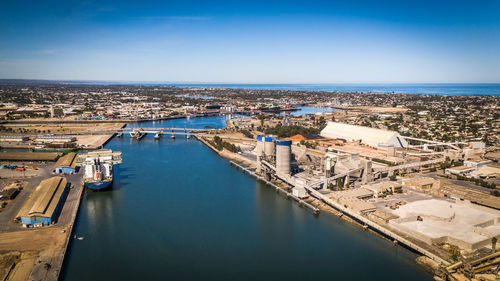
[196,136,257,169]
[0,162,81,281]
[75,134,114,148]
[0,227,69,281]
[0,168,42,179]
[0,228,67,257]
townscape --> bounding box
[1,83,499,146]
[0,82,499,281]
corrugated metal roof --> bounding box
[17,176,67,219]
[54,152,77,168]
[0,152,62,161]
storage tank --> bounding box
[276,139,291,176]
[256,135,265,158]
[255,135,265,173]
[257,134,276,158]
[263,135,276,158]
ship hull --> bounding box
[84,180,112,191]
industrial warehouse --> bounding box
[16,176,69,227]
[0,151,62,161]
[320,121,408,148]
[54,152,77,174]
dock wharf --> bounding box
[52,181,85,281]
[229,161,320,215]
[302,183,450,265]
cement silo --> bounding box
[276,139,291,176]
[255,135,265,173]
[263,135,277,158]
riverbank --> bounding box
[195,135,256,169]
[194,133,447,276]
[62,115,433,281]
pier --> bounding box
[229,161,320,215]
[302,183,450,265]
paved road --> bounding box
[0,164,53,233]
[56,172,83,226]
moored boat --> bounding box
[81,151,120,191]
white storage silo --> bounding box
[276,139,291,176]
[256,135,265,173]
[263,135,277,158]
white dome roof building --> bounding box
[320,122,408,148]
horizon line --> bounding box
[1,79,500,85]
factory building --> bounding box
[34,135,76,144]
[54,152,77,174]
[320,122,408,148]
[0,135,29,142]
[362,181,402,197]
[402,177,440,194]
[16,176,69,227]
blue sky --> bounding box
[1,0,499,83]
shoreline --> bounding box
[1,81,498,97]
[53,181,85,281]
[195,134,445,276]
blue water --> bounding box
[61,116,432,281]
[162,83,500,96]
[2,80,499,96]
[283,106,340,116]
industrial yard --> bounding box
[0,82,498,280]
[190,116,500,280]
[0,153,84,281]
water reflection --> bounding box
[62,116,432,281]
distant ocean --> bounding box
[1,80,499,96]
[166,83,500,96]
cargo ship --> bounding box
[79,149,122,191]
[84,158,113,190]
